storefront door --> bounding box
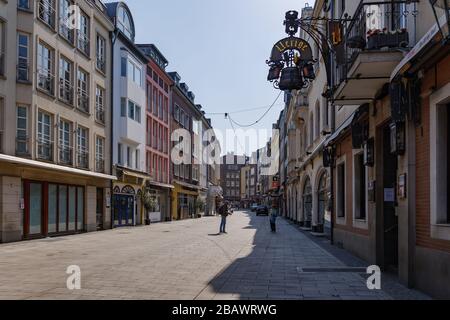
[96,188,104,230]
[113,195,134,227]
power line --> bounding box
[228,91,283,128]
[205,102,285,116]
[228,116,247,156]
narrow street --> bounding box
[0,211,428,300]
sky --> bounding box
[107,0,310,155]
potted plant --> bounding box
[195,199,205,218]
[141,191,157,225]
[367,28,409,50]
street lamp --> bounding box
[429,0,450,43]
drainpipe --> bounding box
[110,29,119,229]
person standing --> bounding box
[270,198,279,233]
[219,201,231,234]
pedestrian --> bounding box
[219,201,231,234]
[270,198,279,233]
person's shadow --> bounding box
[208,233,222,236]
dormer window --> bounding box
[117,6,134,40]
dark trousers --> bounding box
[270,221,276,232]
[220,216,227,233]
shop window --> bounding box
[353,151,367,220]
[337,160,346,218]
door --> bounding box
[25,182,43,237]
[96,188,104,230]
[303,178,312,228]
[383,124,399,271]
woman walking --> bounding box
[270,198,279,233]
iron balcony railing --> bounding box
[77,148,89,169]
[96,55,106,73]
[59,144,73,165]
[335,0,418,86]
[16,135,29,155]
[37,138,53,161]
[95,104,105,124]
[0,51,5,76]
[37,70,55,95]
[38,0,56,29]
[17,61,30,82]
[77,89,89,113]
[77,31,90,56]
[59,78,74,104]
[95,157,105,173]
[59,20,74,44]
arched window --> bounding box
[117,6,134,40]
[322,95,329,129]
[309,112,314,146]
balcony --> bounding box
[96,104,105,124]
[95,157,105,173]
[59,21,75,44]
[77,89,89,113]
[77,149,89,169]
[59,78,74,105]
[37,139,53,161]
[77,31,90,56]
[37,70,55,95]
[0,51,4,76]
[96,55,106,73]
[38,0,56,29]
[333,1,417,105]
[59,144,73,165]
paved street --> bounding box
[0,211,429,300]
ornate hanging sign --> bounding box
[269,37,313,62]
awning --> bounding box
[390,13,447,81]
[173,180,202,190]
[119,168,150,181]
[0,154,117,180]
[324,111,357,147]
[146,180,174,189]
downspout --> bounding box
[110,28,119,229]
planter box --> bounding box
[367,32,409,50]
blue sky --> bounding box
[110,0,310,154]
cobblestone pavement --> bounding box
[0,211,430,300]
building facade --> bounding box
[0,0,115,242]
[137,43,173,223]
[106,1,148,227]
[220,154,247,204]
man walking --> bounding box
[270,198,279,233]
[219,201,231,234]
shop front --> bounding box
[171,181,199,220]
[0,155,114,243]
[144,180,173,223]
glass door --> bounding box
[28,182,43,236]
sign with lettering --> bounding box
[270,37,313,62]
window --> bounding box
[174,163,180,177]
[0,20,5,76]
[117,6,134,40]
[354,152,366,220]
[17,33,30,81]
[95,136,105,173]
[127,100,141,123]
[59,56,73,104]
[38,0,56,29]
[127,146,131,167]
[77,126,88,169]
[153,88,158,115]
[164,98,168,123]
[18,0,30,10]
[59,119,72,165]
[147,84,152,112]
[16,106,28,154]
[121,98,126,117]
[95,86,105,124]
[37,42,55,95]
[309,112,314,146]
[0,98,4,153]
[96,34,106,73]
[126,60,142,86]
[59,0,74,43]
[174,104,180,122]
[337,161,346,218]
[77,68,89,113]
[315,102,321,139]
[135,149,140,170]
[121,57,127,77]
[118,143,123,165]
[37,111,53,161]
[77,11,90,56]
[158,93,163,119]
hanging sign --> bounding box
[269,37,313,62]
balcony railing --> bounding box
[336,0,417,85]
[77,31,90,56]
[17,61,30,82]
[77,149,89,169]
[38,0,56,29]
[96,104,105,124]
[0,51,5,76]
[37,138,53,161]
[59,144,73,165]
[96,55,106,73]
[37,70,55,95]
[59,21,74,44]
[95,157,105,173]
[59,78,74,104]
[16,135,29,155]
[77,89,89,113]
